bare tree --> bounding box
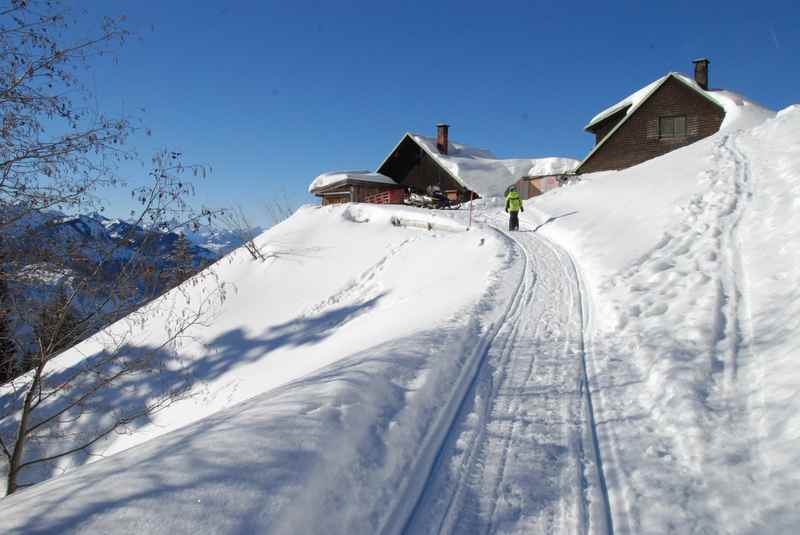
[171,232,196,283]
[219,205,266,261]
[264,188,298,228]
[0,2,225,495]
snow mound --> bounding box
[340,203,468,232]
[711,87,776,131]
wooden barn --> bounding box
[308,171,402,206]
[576,59,726,174]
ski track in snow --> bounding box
[399,219,611,535]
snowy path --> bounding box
[572,132,778,533]
[400,220,611,535]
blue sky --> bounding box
[84,0,799,226]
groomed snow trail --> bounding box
[401,220,611,535]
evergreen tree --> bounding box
[171,233,195,285]
[0,268,15,383]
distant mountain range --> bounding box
[1,209,263,380]
[49,212,262,259]
[3,208,264,303]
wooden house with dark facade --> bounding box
[576,59,726,174]
[375,124,479,203]
[309,124,481,205]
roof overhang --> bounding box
[311,178,402,195]
[584,105,630,133]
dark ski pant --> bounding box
[508,210,520,231]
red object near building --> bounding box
[364,188,406,205]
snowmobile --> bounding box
[402,186,460,210]
[403,189,436,209]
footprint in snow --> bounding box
[645,303,668,317]
[649,260,674,273]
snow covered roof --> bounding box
[585,72,770,132]
[585,76,665,131]
[404,134,578,198]
[578,72,774,171]
[308,170,398,193]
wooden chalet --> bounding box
[376,124,478,203]
[310,124,578,205]
[308,171,402,206]
[576,59,726,174]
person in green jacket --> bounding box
[505,187,523,231]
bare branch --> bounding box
[218,205,264,261]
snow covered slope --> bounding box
[0,207,611,535]
[526,105,800,533]
[1,203,511,477]
[1,103,798,535]
[0,203,519,525]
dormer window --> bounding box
[659,115,687,138]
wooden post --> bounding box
[468,191,474,229]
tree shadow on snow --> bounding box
[0,325,458,534]
[0,293,387,489]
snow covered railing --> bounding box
[389,215,467,233]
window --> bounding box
[659,115,687,138]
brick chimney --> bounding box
[693,58,710,90]
[436,123,449,155]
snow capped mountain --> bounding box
[1,105,799,534]
[6,209,261,261]
[175,223,263,255]
[0,209,260,377]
